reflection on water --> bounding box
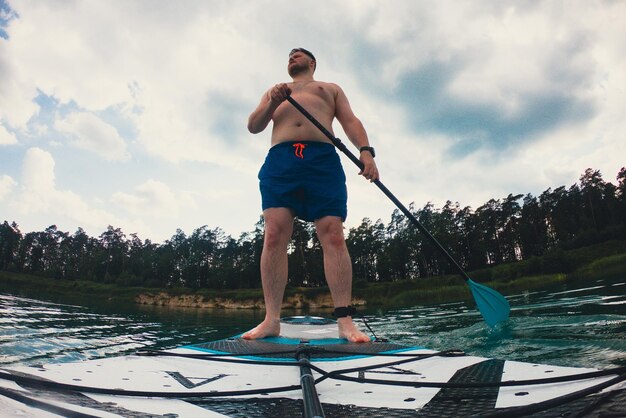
[0,295,253,366]
[1,277,625,369]
[373,278,626,369]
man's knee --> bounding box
[264,225,290,249]
[263,210,294,250]
[316,218,346,250]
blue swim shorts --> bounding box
[258,141,347,222]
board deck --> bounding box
[1,316,625,417]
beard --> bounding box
[288,61,309,77]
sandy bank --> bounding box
[135,292,366,310]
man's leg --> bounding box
[315,216,371,343]
[242,207,294,339]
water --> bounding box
[1,277,625,370]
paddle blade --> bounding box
[467,279,510,327]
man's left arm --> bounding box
[334,85,379,182]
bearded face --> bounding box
[288,61,308,77]
[288,52,315,77]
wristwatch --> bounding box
[359,146,376,158]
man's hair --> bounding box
[289,48,316,71]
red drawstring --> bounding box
[293,143,306,159]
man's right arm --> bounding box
[247,84,291,134]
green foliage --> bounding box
[0,168,625,292]
[2,248,624,309]
[568,253,626,282]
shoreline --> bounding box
[0,269,603,311]
[134,291,366,310]
[1,247,625,310]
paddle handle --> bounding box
[286,95,471,282]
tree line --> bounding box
[1,168,625,290]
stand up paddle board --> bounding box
[1,316,625,417]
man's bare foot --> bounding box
[242,318,281,340]
[337,317,371,343]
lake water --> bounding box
[1,276,625,370]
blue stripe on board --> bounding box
[247,335,349,346]
[181,345,300,363]
[180,340,426,362]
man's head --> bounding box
[288,48,316,76]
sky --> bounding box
[0,0,624,244]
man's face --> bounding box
[288,51,313,77]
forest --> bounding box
[1,168,625,291]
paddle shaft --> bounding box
[298,352,325,418]
[286,96,471,282]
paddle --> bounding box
[286,95,510,327]
[297,350,325,418]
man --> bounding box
[244,48,379,343]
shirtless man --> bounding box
[244,48,379,343]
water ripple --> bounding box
[1,276,625,369]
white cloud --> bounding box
[0,175,17,201]
[0,122,17,145]
[112,179,197,219]
[55,112,129,161]
[5,147,123,234]
[0,0,624,243]
[0,50,39,128]
[20,147,56,212]
[3,2,134,113]
[444,4,596,113]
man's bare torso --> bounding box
[270,81,338,146]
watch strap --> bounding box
[359,146,375,158]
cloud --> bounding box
[396,66,595,157]
[0,122,17,145]
[112,179,197,219]
[342,2,602,159]
[20,147,55,211]
[6,147,122,233]
[0,147,202,241]
[0,52,38,128]
[55,111,129,161]
[0,0,624,243]
[1,1,266,169]
[0,174,16,201]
